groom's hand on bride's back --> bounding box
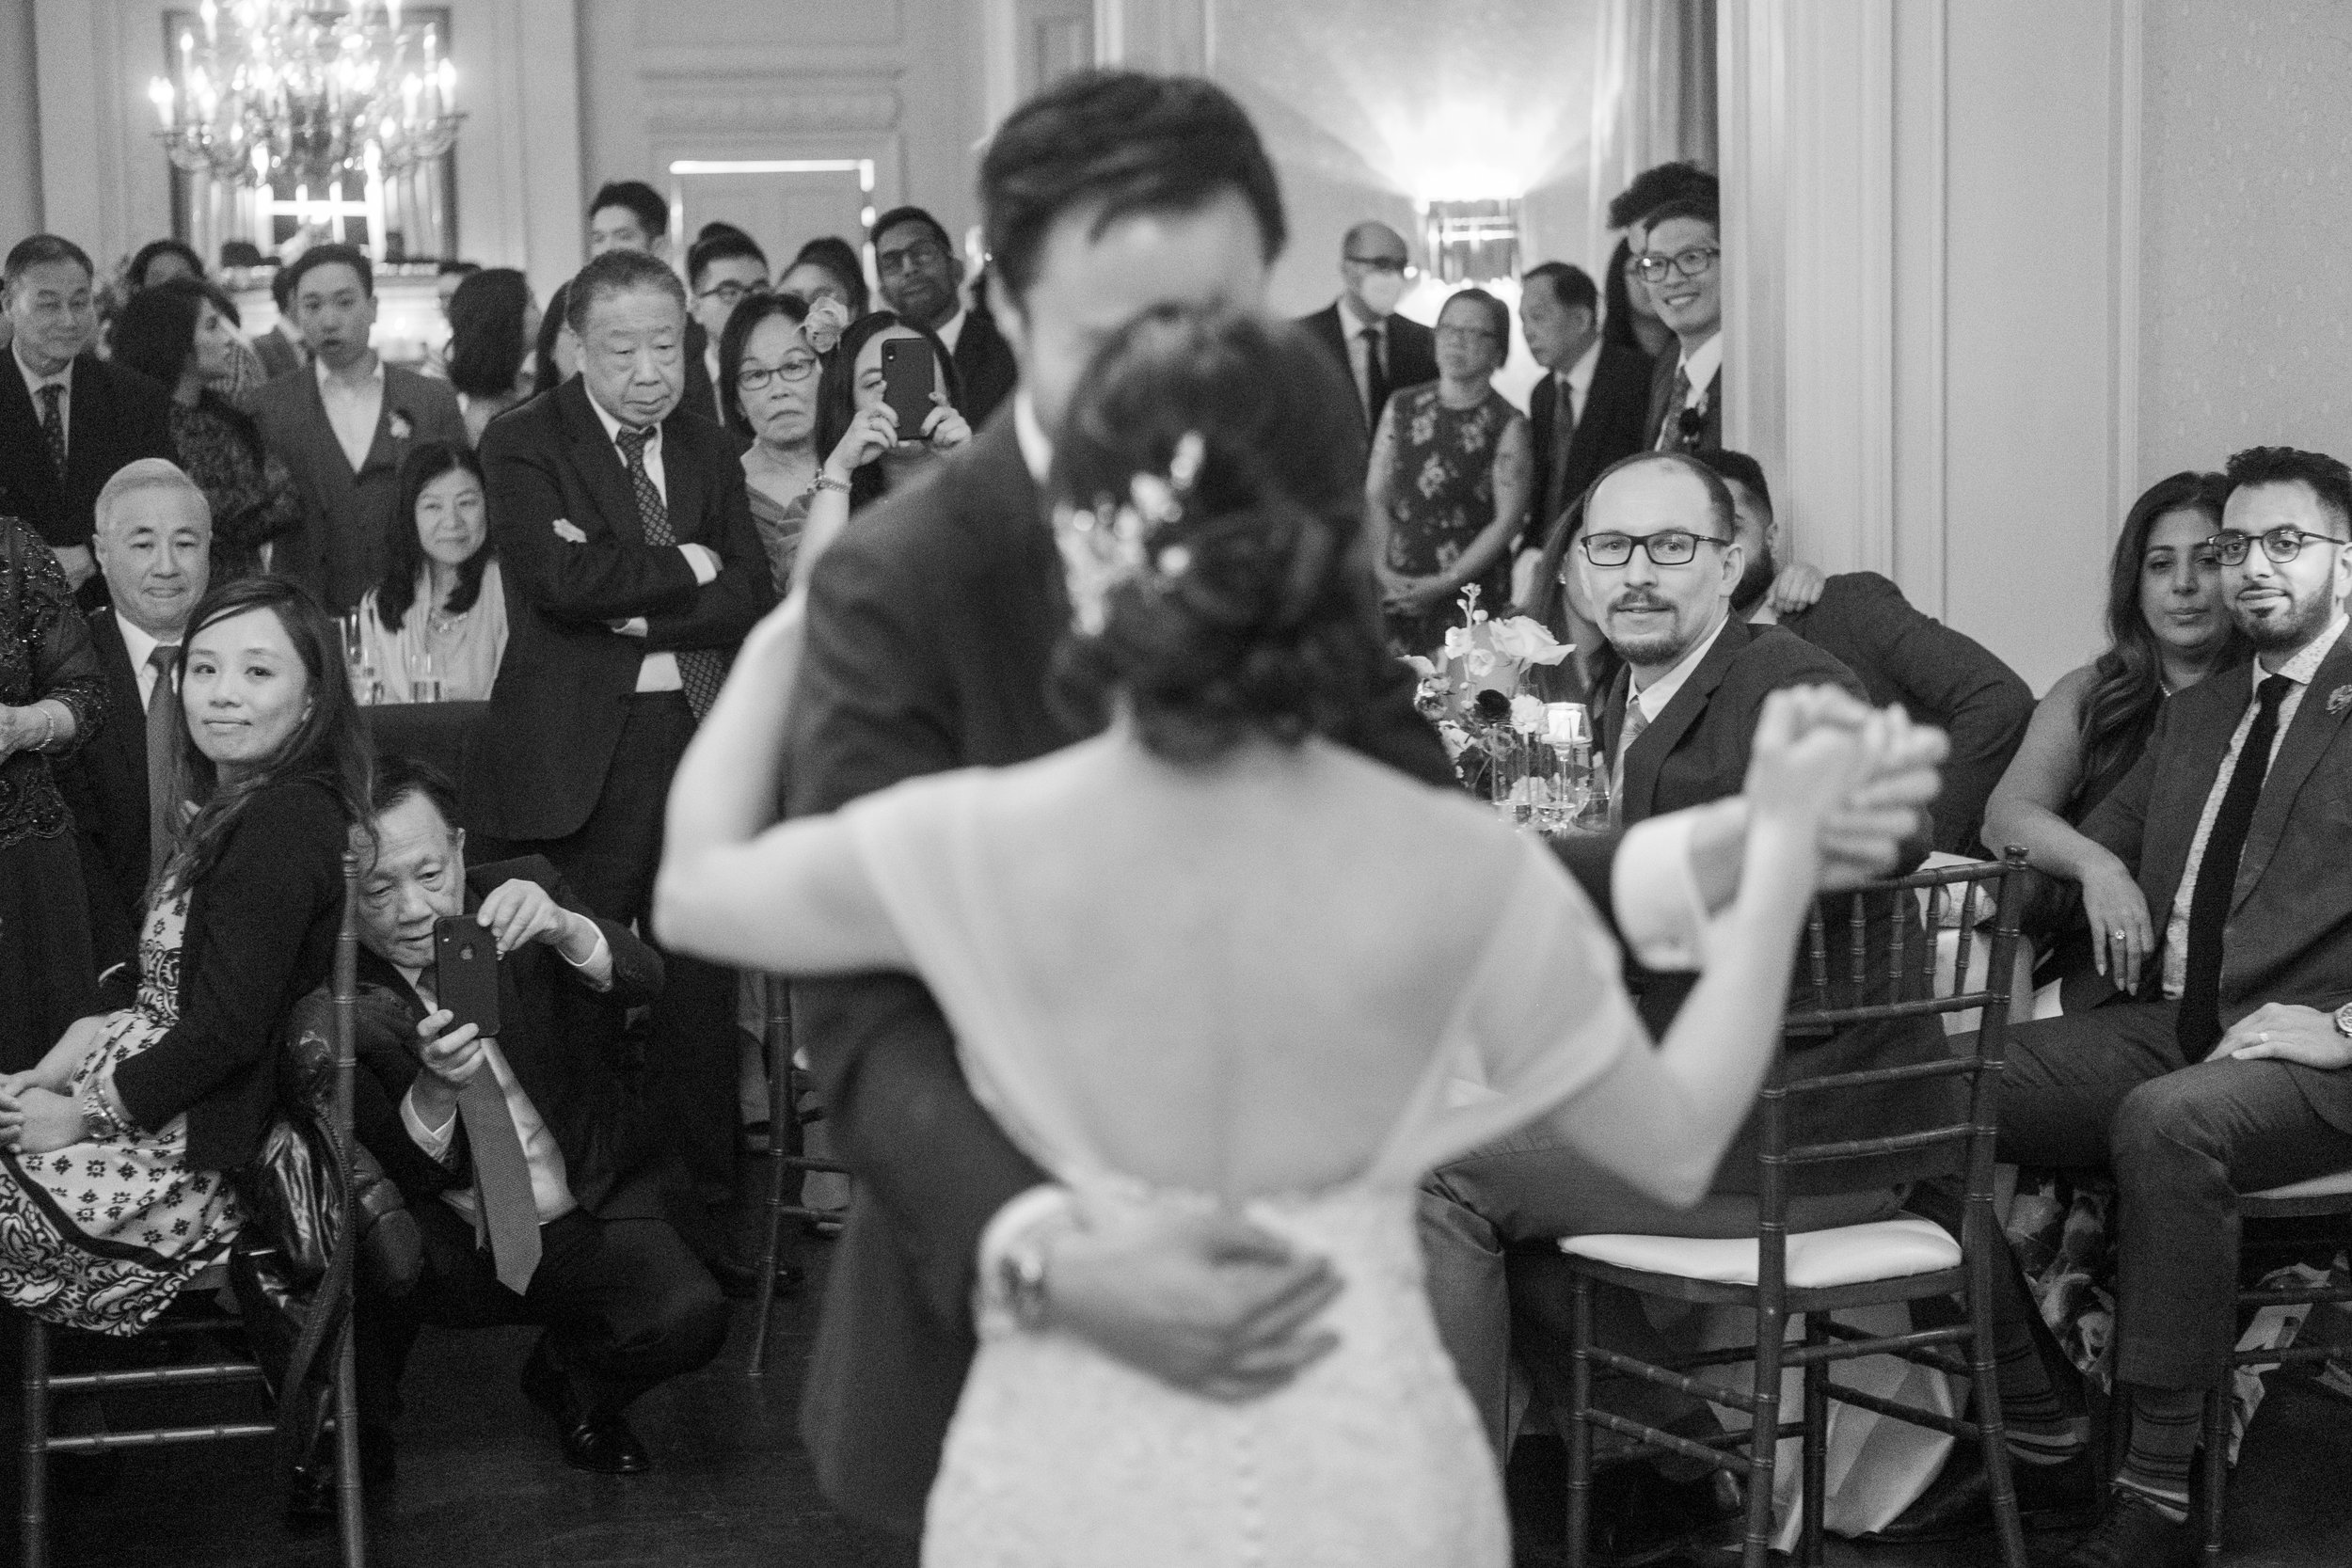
[1045,1206,1343,1403]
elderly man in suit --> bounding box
[1514,259,1651,623]
[467,246,774,1212]
[316,757,725,1493]
[250,244,467,613]
[1296,221,1438,451]
[1935,446,2352,1568]
[586,181,719,424]
[1635,193,1724,454]
[53,460,210,976]
[870,205,1019,427]
[1700,448,2036,856]
[0,234,177,600]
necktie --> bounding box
[37,384,66,477]
[1361,325,1391,431]
[145,643,182,882]
[1546,374,1581,528]
[1656,364,1691,452]
[453,1042,543,1295]
[613,426,726,720]
[2176,673,2292,1056]
[1608,695,1651,828]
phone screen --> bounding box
[879,339,937,442]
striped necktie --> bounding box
[613,425,726,720]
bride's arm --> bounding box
[653,592,911,976]
[1534,692,1896,1207]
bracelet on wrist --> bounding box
[810,470,852,497]
[77,1075,132,1142]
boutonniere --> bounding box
[2328,683,2352,717]
[387,409,414,441]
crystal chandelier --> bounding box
[148,1,461,191]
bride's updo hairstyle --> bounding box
[1048,305,1389,765]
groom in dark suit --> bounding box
[785,73,1950,1542]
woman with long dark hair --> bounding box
[447,268,541,445]
[1599,234,1671,361]
[810,309,970,515]
[353,441,506,703]
[0,577,368,1334]
[529,279,580,404]
[1980,470,2243,997]
[778,236,869,320]
[720,291,820,593]
[111,276,303,578]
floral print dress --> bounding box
[1377,384,1526,657]
[0,891,242,1335]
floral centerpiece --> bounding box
[1404,585,1573,787]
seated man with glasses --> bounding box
[1631,192,1724,453]
[687,228,770,425]
[1297,220,1438,449]
[1914,445,2352,1568]
[1420,451,1950,1562]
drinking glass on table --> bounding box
[411,650,442,705]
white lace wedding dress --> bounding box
[842,733,1653,1568]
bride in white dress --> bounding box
[656,306,1899,1566]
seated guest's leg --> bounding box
[1993,1002,2182,1169]
[523,1211,730,1418]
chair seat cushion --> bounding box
[2247,1167,2352,1203]
[1559,1215,1962,1290]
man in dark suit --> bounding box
[785,76,1950,1542]
[685,228,768,426]
[53,460,211,976]
[0,234,177,600]
[587,180,718,423]
[870,205,1019,426]
[250,245,468,613]
[1296,221,1438,451]
[469,246,775,1208]
[322,758,726,1485]
[1514,260,1651,623]
[1700,448,2035,855]
[1635,193,1724,454]
[1948,447,2352,1568]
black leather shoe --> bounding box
[1583,1461,1742,1567]
[1866,1444,2099,1543]
[2055,1486,2199,1568]
[710,1256,805,1301]
[520,1348,651,1476]
[285,1434,396,1521]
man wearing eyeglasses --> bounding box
[1297,221,1438,449]
[870,206,1019,425]
[1917,445,2352,1568]
[1632,192,1724,453]
[686,228,769,425]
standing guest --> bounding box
[126,239,204,292]
[1366,286,1530,657]
[1982,471,2243,1004]
[1702,447,2036,856]
[0,235,177,599]
[353,442,508,704]
[811,311,972,514]
[1521,262,1653,549]
[1604,163,1716,363]
[54,460,210,979]
[467,247,775,1210]
[779,236,870,321]
[587,181,671,260]
[329,757,724,1481]
[687,230,768,426]
[530,278,580,401]
[123,243,272,408]
[0,575,364,1333]
[251,263,306,383]
[870,205,1018,425]
[445,267,542,446]
[110,276,303,578]
[1636,192,1724,453]
[0,514,106,1071]
[720,292,820,593]
[1296,220,1438,449]
[251,244,468,614]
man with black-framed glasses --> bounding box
[1633,191,1724,453]
[1297,220,1438,449]
[686,228,768,424]
[869,205,1019,424]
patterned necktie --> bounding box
[1656,364,1691,452]
[612,426,725,720]
[1608,696,1651,828]
[1547,374,1581,528]
[37,384,66,477]
[1360,325,1391,431]
[2176,673,2293,1056]
[145,643,182,882]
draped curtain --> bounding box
[1587,0,1719,235]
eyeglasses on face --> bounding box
[1578,530,1730,567]
[1344,254,1411,275]
[695,280,767,306]
[877,240,949,277]
[736,355,819,392]
[2204,527,2352,565]
[1632,245,1721,285]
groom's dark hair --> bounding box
[978,71,1285,304]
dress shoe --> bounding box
[1581,1461,1742,1567]
[520,1347,651,1476]
[710,1255,805,1301]
[284,1433,397,1520]
[2054,1486,2200,1568]
[1865,1444,2099,1543]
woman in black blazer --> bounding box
[0,576,368,1335]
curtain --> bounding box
[1586,0,1719,237]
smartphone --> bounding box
[879,338,937,443]
[433,915,501,1039]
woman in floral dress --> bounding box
[1367,287,1533,657]
[0,577,368,1334]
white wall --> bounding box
[0,0,40,245]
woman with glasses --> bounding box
[720,292,822,594]
[1365,287,1532,657]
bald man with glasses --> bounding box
[1298,221,1438,450]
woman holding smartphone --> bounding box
[811,311,974,523]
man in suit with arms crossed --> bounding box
[0,234,176,601]
[469,248,776,1216]
[783,71,1950,1541]
[871,205,1021,427]
[1297,221,1438,451]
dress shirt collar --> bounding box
[1013,389,1052,487]
[2260,609,2348,686]
[12,338,72,395]
[113,611,170,685]
[1676,332,1723,404]
[584,382,661,456]
[1338,293,1386,338]
[934,307,967,356]
[314,352,384,395]
[1561,337,1603,401]
[1629,605,1731,721]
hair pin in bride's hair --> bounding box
[1054,432,1205,634]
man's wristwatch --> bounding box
[2333,1002,2352,1039]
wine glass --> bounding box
[411,649,443,705]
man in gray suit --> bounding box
[251,244,467,611]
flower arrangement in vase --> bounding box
[1404,585,1573,806]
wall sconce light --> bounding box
[1424,198,1521,285]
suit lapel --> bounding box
[356,369,406,479]
[661,415,705,544]
[2233,631,2352,914]
[61,356,113,493]
[2141,676,2250,921]
[292,369,364,494]
[1622,616,1747,822]
[88,610,145,778]
[560,381,649,544]
[1,356,65,509]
